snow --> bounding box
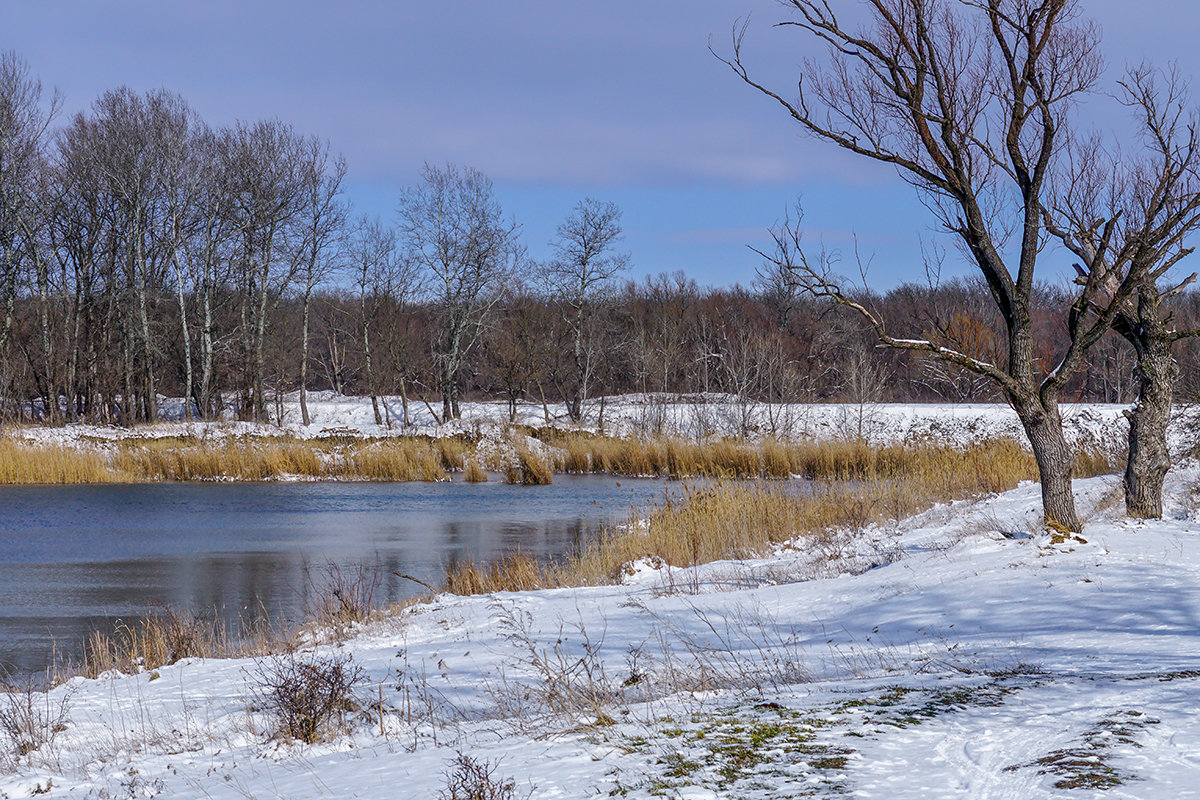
[4,449,1200,797]
[8,393,1194,458]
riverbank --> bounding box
[0,394,1149,485]
[5,456,1200,797]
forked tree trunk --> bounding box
[1018,401,1082,533]
[1125,335,1176,519]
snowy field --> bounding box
[4,458,1200,797]
[10,393,1195,457]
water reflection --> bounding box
[0,477,667,675]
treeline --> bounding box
[3,53,1199,427]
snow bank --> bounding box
[11,393,1200,457]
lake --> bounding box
[0,476,672,676]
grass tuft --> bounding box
[464,459,488,483]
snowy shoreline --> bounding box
[4,449,1200,797]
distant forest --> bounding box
[4,54,1200,427]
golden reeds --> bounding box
[505,445,553,485]
[533,430,1053,483]
[445,439,1048,594]
[79,609,255,678]
[337,440,447,482]
[443,552,545,594]
[464,459,489,483]
[0,440,120,484]
[0,435,458,484]
[0,428,1121,487]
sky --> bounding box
[3,0,1197,289]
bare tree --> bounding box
[0,53,60,418]
[721,0,1145,532]
[226,119,306,422]
[398,163,522,421]
[88,88,196,423]
[292,139,347,426]
[1046,65,1200,518]
[544,198,630,422]
[183,127,238,420]
[348,215,420,427]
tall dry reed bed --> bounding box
[0,427,1118,485]
[0,435,471,484]
[445,438,1118,594]
[532,429,1116,482]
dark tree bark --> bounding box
[1047,66,1200,519]
[1124,325,1177,519]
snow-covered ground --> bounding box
[10,393,1197,457]
[5,462,1200,798]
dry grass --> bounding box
[436,437,471,471]
[0,435,456,484]
[444,552,545,594]
[505,444,553,485]
[1075,444,1122,479]
[446,439,1056,595]
[337,440,447,482]
[0,427,1120,486]
[464,459,489,483]
[540,430,1027,482]
[542,430,1121,482]
[78,608,281,678]
[114,439,324,481]
[0,439,119,483]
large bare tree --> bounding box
[226,119,306,422]
[0,52,60,418]
[722,0,1151,531]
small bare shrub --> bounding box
[252,652,364,743]
[439,752,520,800]
[494,604,617,721]
[0,678,72,766]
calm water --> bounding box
[0,476,670,675]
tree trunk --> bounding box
[134,224,156,422]
[174,247,193,422]
[1018,402,1082,532]
[300,290,311,426]
[199,268,214,421]
[399,377,410,427]
[1125,335,1176,519]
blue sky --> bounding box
[4,1,1195,288]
